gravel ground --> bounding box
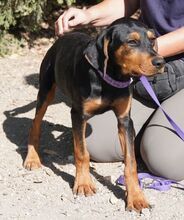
[1,42,184,220]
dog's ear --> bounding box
[103,37,110,74]
[84,29,110,73]
[84,41,99,69]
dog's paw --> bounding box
[126,191,150,213]
[73,177,96,196]
[24,155,41,170]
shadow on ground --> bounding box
[3,110,125,198]
[3,73,75,187]
[3,72,125,198]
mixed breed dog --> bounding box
[23,18,165,212]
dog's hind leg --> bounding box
[71,109,96,196]
[24,51,56,170]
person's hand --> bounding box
[55,7,92,36]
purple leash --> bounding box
[140,76,184,141]
[117,173,184,191]
[117,76,184,191]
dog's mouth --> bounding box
[129,62,165,77]
[119,54,165,78]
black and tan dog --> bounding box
[24,18,165,212]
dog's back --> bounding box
[40,32,91,100]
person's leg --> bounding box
[86,98,154,162]
[140,89,184,181]
[86,110,122,162]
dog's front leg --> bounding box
[71,108,96,196]
[116,113,150,212]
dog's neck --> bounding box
[104,59,130,83]
[85,54,132,89]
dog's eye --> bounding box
[127,39,139,46]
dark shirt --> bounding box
[140,0,184,60]
[140,0,184,36]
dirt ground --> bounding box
[1,40,184,220]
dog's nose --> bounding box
[152,57,165,69]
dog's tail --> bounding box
[39,44,56,89]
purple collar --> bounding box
[85,55,132,89]
[96,68,132,89]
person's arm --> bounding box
[84,0,139,26]
[55,0,139,35]
[157,27,184,57]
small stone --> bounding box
[109,195,118,205]
[61,211,68,216]
[33,180,42,183]
[141,207,151,217]
[67,155,74,162]
[61,194,66,202]
[33,177,43,183]
[43,168,53,176]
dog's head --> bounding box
[84,18,165,78]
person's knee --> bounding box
[140,90,184,181]
[141,125,184,181]
[86,111,123,162]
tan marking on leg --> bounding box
[24,85,56,170]
[83,98,108,115]
[112,96,132,118]
[72,119,96,196]
[119,124,149,212]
